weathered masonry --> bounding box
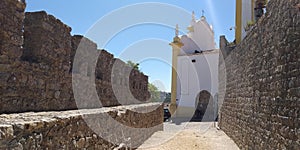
[0,0,162,149]
[219,0,299,149]
[0,0,150,114]
[0,103,163,149]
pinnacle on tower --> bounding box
[175,24,179,37]
[192,11,196,22]
[201,10,206,20]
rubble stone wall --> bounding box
[0,0,26,63]
[0,0,150,114]
[219,0,300,149]
[22,11,72,73]
[0,103,163,149]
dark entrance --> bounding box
[192,90,212,121]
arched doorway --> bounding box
[192,90,213,121]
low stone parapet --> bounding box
[0,103,163,149]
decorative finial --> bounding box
[192,11,196,21]
[171,24,183,46]
[201,10,206,20]
[175,24,179,37]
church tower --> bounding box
[169,11,219,120]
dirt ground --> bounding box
[137,121,239,150]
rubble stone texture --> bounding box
[0,0,26,63]
[0,0,150,114]
[22,11,72,73]
[0,0,161,149]
[219,0,300,149]
[0,103,163,149]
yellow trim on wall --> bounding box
[235,0,242,44]
[169,37,183,114]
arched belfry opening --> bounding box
[192,90,214,121]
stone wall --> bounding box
[0,1,162,149]
[219,0,300,149]
[0,103,163,149]
[0,0,150,114]
[22,11,72,72]
[0,0,26,63]
[71,35,150,107]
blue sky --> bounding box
[26,0,236,92]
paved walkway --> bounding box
[138,121,239,150]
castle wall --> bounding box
[0,1,162,149]
[0,0,26,63]
[219,0,300,149]
[0,0,150,114]
[22,11,72,73]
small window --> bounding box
[192,59,196,63]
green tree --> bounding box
[126,60,139,71]
[164,92,171,103]
[148,83,160,102]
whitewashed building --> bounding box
[169,12,219,121]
